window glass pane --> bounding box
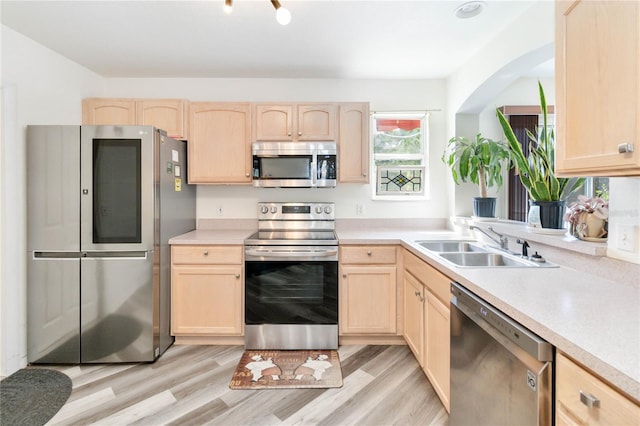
[374,124,421,155]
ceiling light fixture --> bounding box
[270,0,291,26]
[455,1,486,19]
[224,0,233,14]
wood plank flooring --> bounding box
[42,344,448,426]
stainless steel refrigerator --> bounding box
[27,125,195,363]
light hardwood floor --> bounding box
[43,344,449,426]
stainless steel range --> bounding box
[244,202,338,350]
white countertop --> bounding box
[170,227,640,401]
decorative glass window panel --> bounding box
[372,112,429,198]
[376,166,424,195]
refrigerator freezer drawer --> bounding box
[80,252,156,363]
[27,255,81,364]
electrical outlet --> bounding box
[356,204,364,216]
[617,224,636,252]
[216,205,224,216]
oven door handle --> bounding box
[245,247,338,259]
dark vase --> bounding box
[530,200,566,229]
[473,197,496,218]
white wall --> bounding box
[105,78,451,219]
[0,25,105,376]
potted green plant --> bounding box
[442,133,510,218]
[496,81,585,229]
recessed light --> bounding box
[455,1,486,19]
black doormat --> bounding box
[0,368,72,426]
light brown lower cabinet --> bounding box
[403,249,451,413]
[556,352,640,425]
[171,245,243,337]
[339,246,398,335]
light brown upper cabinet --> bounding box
[136,99,189,140]
[82,98,136,126]
[338,102,370,183]
[555,0,640,176]
[254,103,336,141]
[188,102,252,184]
[82,98,189,140]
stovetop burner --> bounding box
[245,230,338,246]
[245,202,337,247]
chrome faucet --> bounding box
[469,225,509,251]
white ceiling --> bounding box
[1,0,550,79]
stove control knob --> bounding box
[324,206,332,214]
[315,206,323,214]
[260,205,269,214]
[270,206,278,214]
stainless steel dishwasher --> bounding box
[450,282,553,426]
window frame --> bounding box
[370,112,430,201]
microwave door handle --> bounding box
[311,158,317,186]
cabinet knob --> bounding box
[579,390,600,408]
[298,131,302,136]
[363,172,367,177]
[246,172,250,177]
[235,274,240,279]
[287,132,292,136]
[618,143,635,153]
[415,290,420,297]
[367,251,372,256]
[342,273,347,278]
[203,251,209,256]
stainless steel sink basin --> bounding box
[417,241,487,253]
[439,252,540,268]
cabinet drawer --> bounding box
[556,352,640,425]
[340,245,396,264]
[172,245,243,265]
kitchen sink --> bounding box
[439,252,548,268]
[417,241,487,253]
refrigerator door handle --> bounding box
[33,251,80,259]
[81,251,149,259]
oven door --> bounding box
[244,247,338,325]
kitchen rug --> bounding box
[0,368,72,426]
[229,350,342,390]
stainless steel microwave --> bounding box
[252,142,337,188]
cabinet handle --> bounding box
[203,251,209,256]
[579,390,600,408]
[618,143,635,154]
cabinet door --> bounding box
[136,99,188,140]
[82,98,136,125]
[425,290,450,413]
[297,104,336,141]
[403,271,424,364]
[339,265,397,334]
[556,352,640,425]
[555,0,640,176]
[338,103,370,183]
[171,265,243,335]
[254,104,294,141]
[188,102,252,183]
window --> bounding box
[371,112,429,199]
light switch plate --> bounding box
[617,224,636,252]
